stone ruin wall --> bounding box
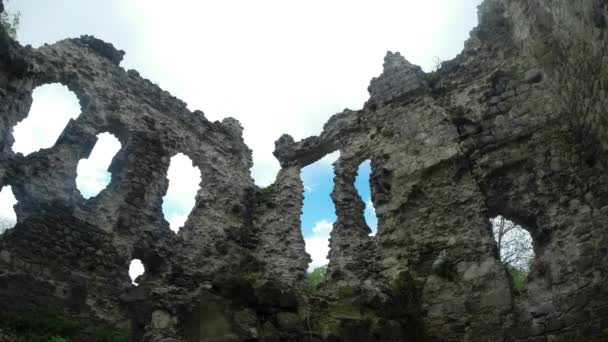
[0,0,607,341]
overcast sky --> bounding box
[2,0,483,274]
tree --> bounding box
[307,266,327,292]
[0,1,20,39]
[492,217,534,290]
[492,216,534,272]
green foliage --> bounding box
[93,327,130,342]
[241,271,259,284]
[49,337,68,342]
[307,297,363,338]
[258,184,274,194]
[0,306,130,342]
[507,266,528,290]
[0,306,79,341]
[0,8,20,39]
[307,266,326,292]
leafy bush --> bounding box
[0,306,79,341]
[258,185,274,194]
[508,266,527,290]
[307,266,327,292]
[0,306,130,342]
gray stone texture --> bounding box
[1,0,607,341]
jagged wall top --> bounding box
[0,0,607,341]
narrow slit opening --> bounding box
[355,160,378,236]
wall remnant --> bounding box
[0,0,607,341]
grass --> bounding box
[507,266,527,290]
[0,306,130,342]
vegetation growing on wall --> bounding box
[0,306,130,342]
[307,265,327,292]
[0,1,20,39]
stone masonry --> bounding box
[0,0,607,341]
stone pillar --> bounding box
[326,153,375,288]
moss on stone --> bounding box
[307,294,373,339]
[241,271,260,284]
[336,285,356,298]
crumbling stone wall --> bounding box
[0,0,607,341]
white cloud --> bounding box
[3,0,483,246]
[365,198,378,236]
[129,259,145,285]
[76,133,122,198]
[0,186,17,232]
[35,0,480,187]
[312,219,333,234]
[162,153,201,232]
[320,151,340,165]
[166,213,188,232]
[9,0,481,187]
[305,219,334,271]
[366,199,375,215]
[305,235,331,271]
[12,84,81,156]
[164,154,201,208]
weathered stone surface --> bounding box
[0,0,607,341]
[366,51,430,108]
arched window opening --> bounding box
[76,133,122,199]
[12,83,81,155]
[302,152,338,273]
[491,215,535,289]
[162,153,201,233]
[0,186,17,233]
[129,259,145,286]
[354,160,378,236]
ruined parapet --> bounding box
[0,34,295,340]
[272,0,608,340]
[366,51,430,109]
[0,0,607,341]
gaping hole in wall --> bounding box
[162,153,201,232]
[491,215,535,290]
[12,84,81,156]
[76,133,122,199]
[355,160,378,236]
[129,259,145,286]
[301,152,338,274]
[0,186,17,233]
